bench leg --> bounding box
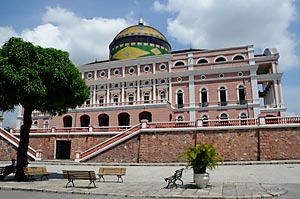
[98,175,105,182]
[41,174,49,180]
[88,180,96,188]
[117,175,123,183]
[65,179,74,188]
[164,177,172,188]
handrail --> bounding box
[0,127,37,160]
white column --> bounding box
[152,62,156,74]
[137,81,140,102]
[168,77,172,103]
[153,79,156,101]
[93,85,96,106]
[250,68,260,118]
[188,53,196,121]
[121,82,125,105]
[248,45,255,65]
[122,66,125,77]
[106,84,110,105]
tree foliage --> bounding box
[0,37,90,180]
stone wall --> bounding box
[1,126,299,162]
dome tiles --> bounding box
[109,19,171,60]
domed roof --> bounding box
[109,19,171,61]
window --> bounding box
[201,88,208,107]
[238,85,246,105]
[197,58,209,64]
[160,79,166,84]
[128,67,135,74]
[113,69,120,76]
[44,121,49,129]
[143,65,151,72]
[175,61,184,66]
[233,55,245,61]
[238,72,243,77]
[176,90,184,108]
[87,72,93,79]
[113,95,119,105]
[219,73,224,78]
[160,91,166,102]
[33,120,38,127]
[240,112,247,119]
[215,56,227,62]
[128,94,134,105]
[177,77,182,82]
[219,86,227,106]
[99,71,106,77]
[159,64,166,71]
[202,114,208,120]
[201,75,206,80]
[177,115,184,121]
[144,92,150,103]
[220,113,228,120]
[99,96,104,106]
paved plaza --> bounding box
[1,160,300,198]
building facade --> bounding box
[18,19,285,130]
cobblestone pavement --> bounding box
[1,160,299,199]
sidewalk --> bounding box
[1,161,296,198]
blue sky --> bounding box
[1,0,300,127]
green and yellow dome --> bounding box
[109,19,171,60]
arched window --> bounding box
[144,92,150,103]
[33,120,38,128]
[98,114,109,126]
[176,89,184,108]
[240,112,247,119]
[197,58,209,64]
[219,86,227,106]
[63,116,72,127]
[44,121,49,129]
[139,111,152,122]
[113,95,119,105]
[160,91,166,102]
[177,115,184,121]
[200,88,208,107]
[233,55,245,61]
[128,94,134,105]
[174,61,185,67]
[215,56,227,62]
[118,112,130,126]
[99,96,104,106]
[238,85,246,105]
[80,115,90,127]
[220,113,228,120]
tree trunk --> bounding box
[14,108,32,181]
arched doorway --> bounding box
[80,114,90,127]
[63,115,72,127]
[139,111,152,122]
[118,112,130,126]
[98,114,109,126]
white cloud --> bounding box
[154,0,300,71]
[0,6,131,65]
[0,27,18,45]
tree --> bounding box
[0,37,90,181]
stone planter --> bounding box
[194,172,209,188]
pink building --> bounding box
[26,19,284,129]
[6,20,294,162]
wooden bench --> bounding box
[62,170,96,188]
[164,168,184,188]
[23,167,49,180]
[98,167,126,182]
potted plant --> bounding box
[181,142,222,188]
